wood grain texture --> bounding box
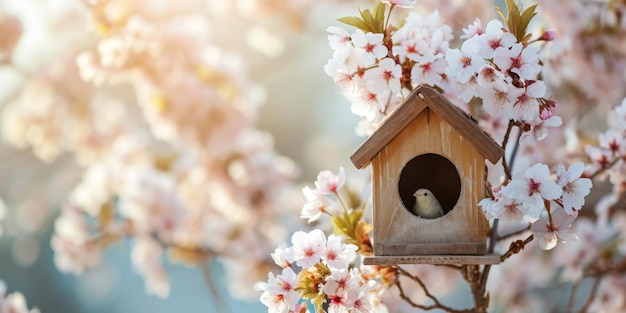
[363,254,502,265]
[372,107,489,255]
[350,86,503,169]
[375,243,486,255]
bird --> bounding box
[412,188,444,219]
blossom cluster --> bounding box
[1,0,297,299]
[256,167,393,313]
[255,229,383,313]
[584,97,626,204]
[325,1,560,142]
[0,280,39,313]
[450,18,561,143]
[480,162,592,249]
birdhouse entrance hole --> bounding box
[398,153,461,218]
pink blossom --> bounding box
[445,37,485,83]
[350,89,388,122]
[479,83,519,116]
[301,186,331,223]
[539,30,556,41]
[493,43,541,80]
[348,280,377,313]
[477,20,516,58]
[365,58,403,94]
[410,54,447,87]
[323,268,358,296]
[461,18,483,39]
[598,129,626,156]
[291,229,327,268]
[502,163,562,221]
[327,26,353,61]
[556,162,593,215]
[271,243,295,268]
[323,234,358,269]
[351,30,388,66]
[315,167,346,195]
[521,115,562,142]
[254,267,300,313]
[530,208,578,250]
[509,81,546,122]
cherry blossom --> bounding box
[530,208,578,250]
[254,267,300,313]
[327,26,353,62]
[364,58,402,94]
[314,167,346,195]
[556,162,592,215]
[351,30,388,66]
[502,163,562,221]
[271,243,295,268]
[493,43,541,81]
[461,19,483,39]
[291,229,327,268]
[322,235,358,270]
[445,37,485,83]
[476,20,516,58]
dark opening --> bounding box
[398,153,461,218]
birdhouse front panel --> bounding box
[371,107,489,256]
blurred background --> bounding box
[0,0,365,312]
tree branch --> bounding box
[201,260,231,313]
[395,266,475,313]
[500,235,534,262]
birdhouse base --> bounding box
[363,254,501,265]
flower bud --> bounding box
[540,107,553,120]
[540,30,556,41]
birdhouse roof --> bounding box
[351,86,504,169]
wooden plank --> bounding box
[363,254,501,265]
[377,242,486,256]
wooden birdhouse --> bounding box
[351,86,504,265]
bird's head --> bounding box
[413,188,436,205]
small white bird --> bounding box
[412,188,444,219]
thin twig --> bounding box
[588,157,621,180]
[500,235,534,262]
[478,219,500,294]
[567,279,581,313]
[396,266,474,313]
[508,127,523,173]
[501,121,515,179]
[395,278,439,311]
[201,260,231,313]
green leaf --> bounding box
[373,2,386,32]
[494,0,539,43]
[337,3,386,34]
[337,16,370,32]
[331,209,366,245]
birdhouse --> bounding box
[351,86,504,265]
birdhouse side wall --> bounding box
[372,108,489,255]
